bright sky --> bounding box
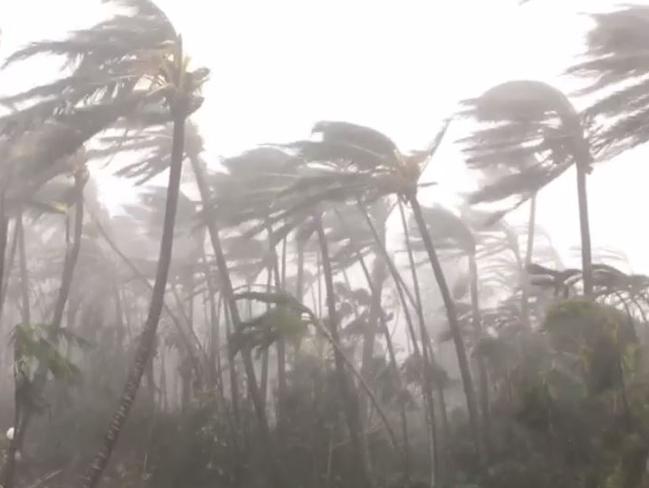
[2,0,649,273]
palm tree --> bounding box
[461,81,594,297]
[1,168,90,487]
[190,147,289,488]
[405,204,493,457]
[315,215,375,488]
[1,3,205,487]
[80,37,205,488]
[281,120,483,462]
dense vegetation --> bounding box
[2,1,649,487]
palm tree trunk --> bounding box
[0,198,9,323]
[189,156,286,488]
[296,238,305,302]
[355,204,439,482]
[13,173,88,474]
[0,200,9,376]
[334,207,410,477]
[17,213,29,326]
[576,166,593,298]
[80,109,187,488]
[468,253,492,458]
[521,194,536,327]
[315,216,374,488]
[359,261,386,421]
[51,172,85,330]
[409,195,484,464]
[1,213,29,488]
[260,349,270,410]
[276,238,288,441]
[355,249,411,480]
[396,201,444,485]
[0,217,20,318]
[201,250,222,392]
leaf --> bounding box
[234,290,307,312]
[229,305,310,357]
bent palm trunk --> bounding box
[315,217,375,488]
[80,112,187,488]
[190,155,286,488]
[409,196,484,464]
[7,172,88,487]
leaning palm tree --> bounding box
[205,145,373,488]
[405,204,492,456]
[282,120,483,462]
[461,81,594,297]
[81,38,205,488]
[0,2,207,487]
[87,122,289,486]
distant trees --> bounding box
[3,2,649,488]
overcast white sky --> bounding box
[2,0,649,273]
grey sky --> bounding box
[1,0,648,273]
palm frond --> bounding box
[570,6,649,159]
[460,80,588,218]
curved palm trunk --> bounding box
[80,111,187,488]
[468,254,492,458]
[276,274,288,445]
[9,173,87,486]
[576,166,593,298]
[315,217,374,488]
[189,156,286,488]
[357,253,411,477]
[357,204,440,484]
[358,207,388,427]
[409,196,484,463]
[336,209,411,479]
[396,201,445,486]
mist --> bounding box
[1,1,649,488]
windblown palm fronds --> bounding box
[569,6,649,159]
[460,80,591,220]
[0,0,208,206]
[1,0,176,133]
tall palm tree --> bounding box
[2,4,208,487]
[461,81,594,297]
[283,120,483,461]
[315,215,375,488]
[189,145,288,488]
[80,35,206,488]
[0,167,90,488]
[406,204,493,457]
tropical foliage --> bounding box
[1,2,649,488]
